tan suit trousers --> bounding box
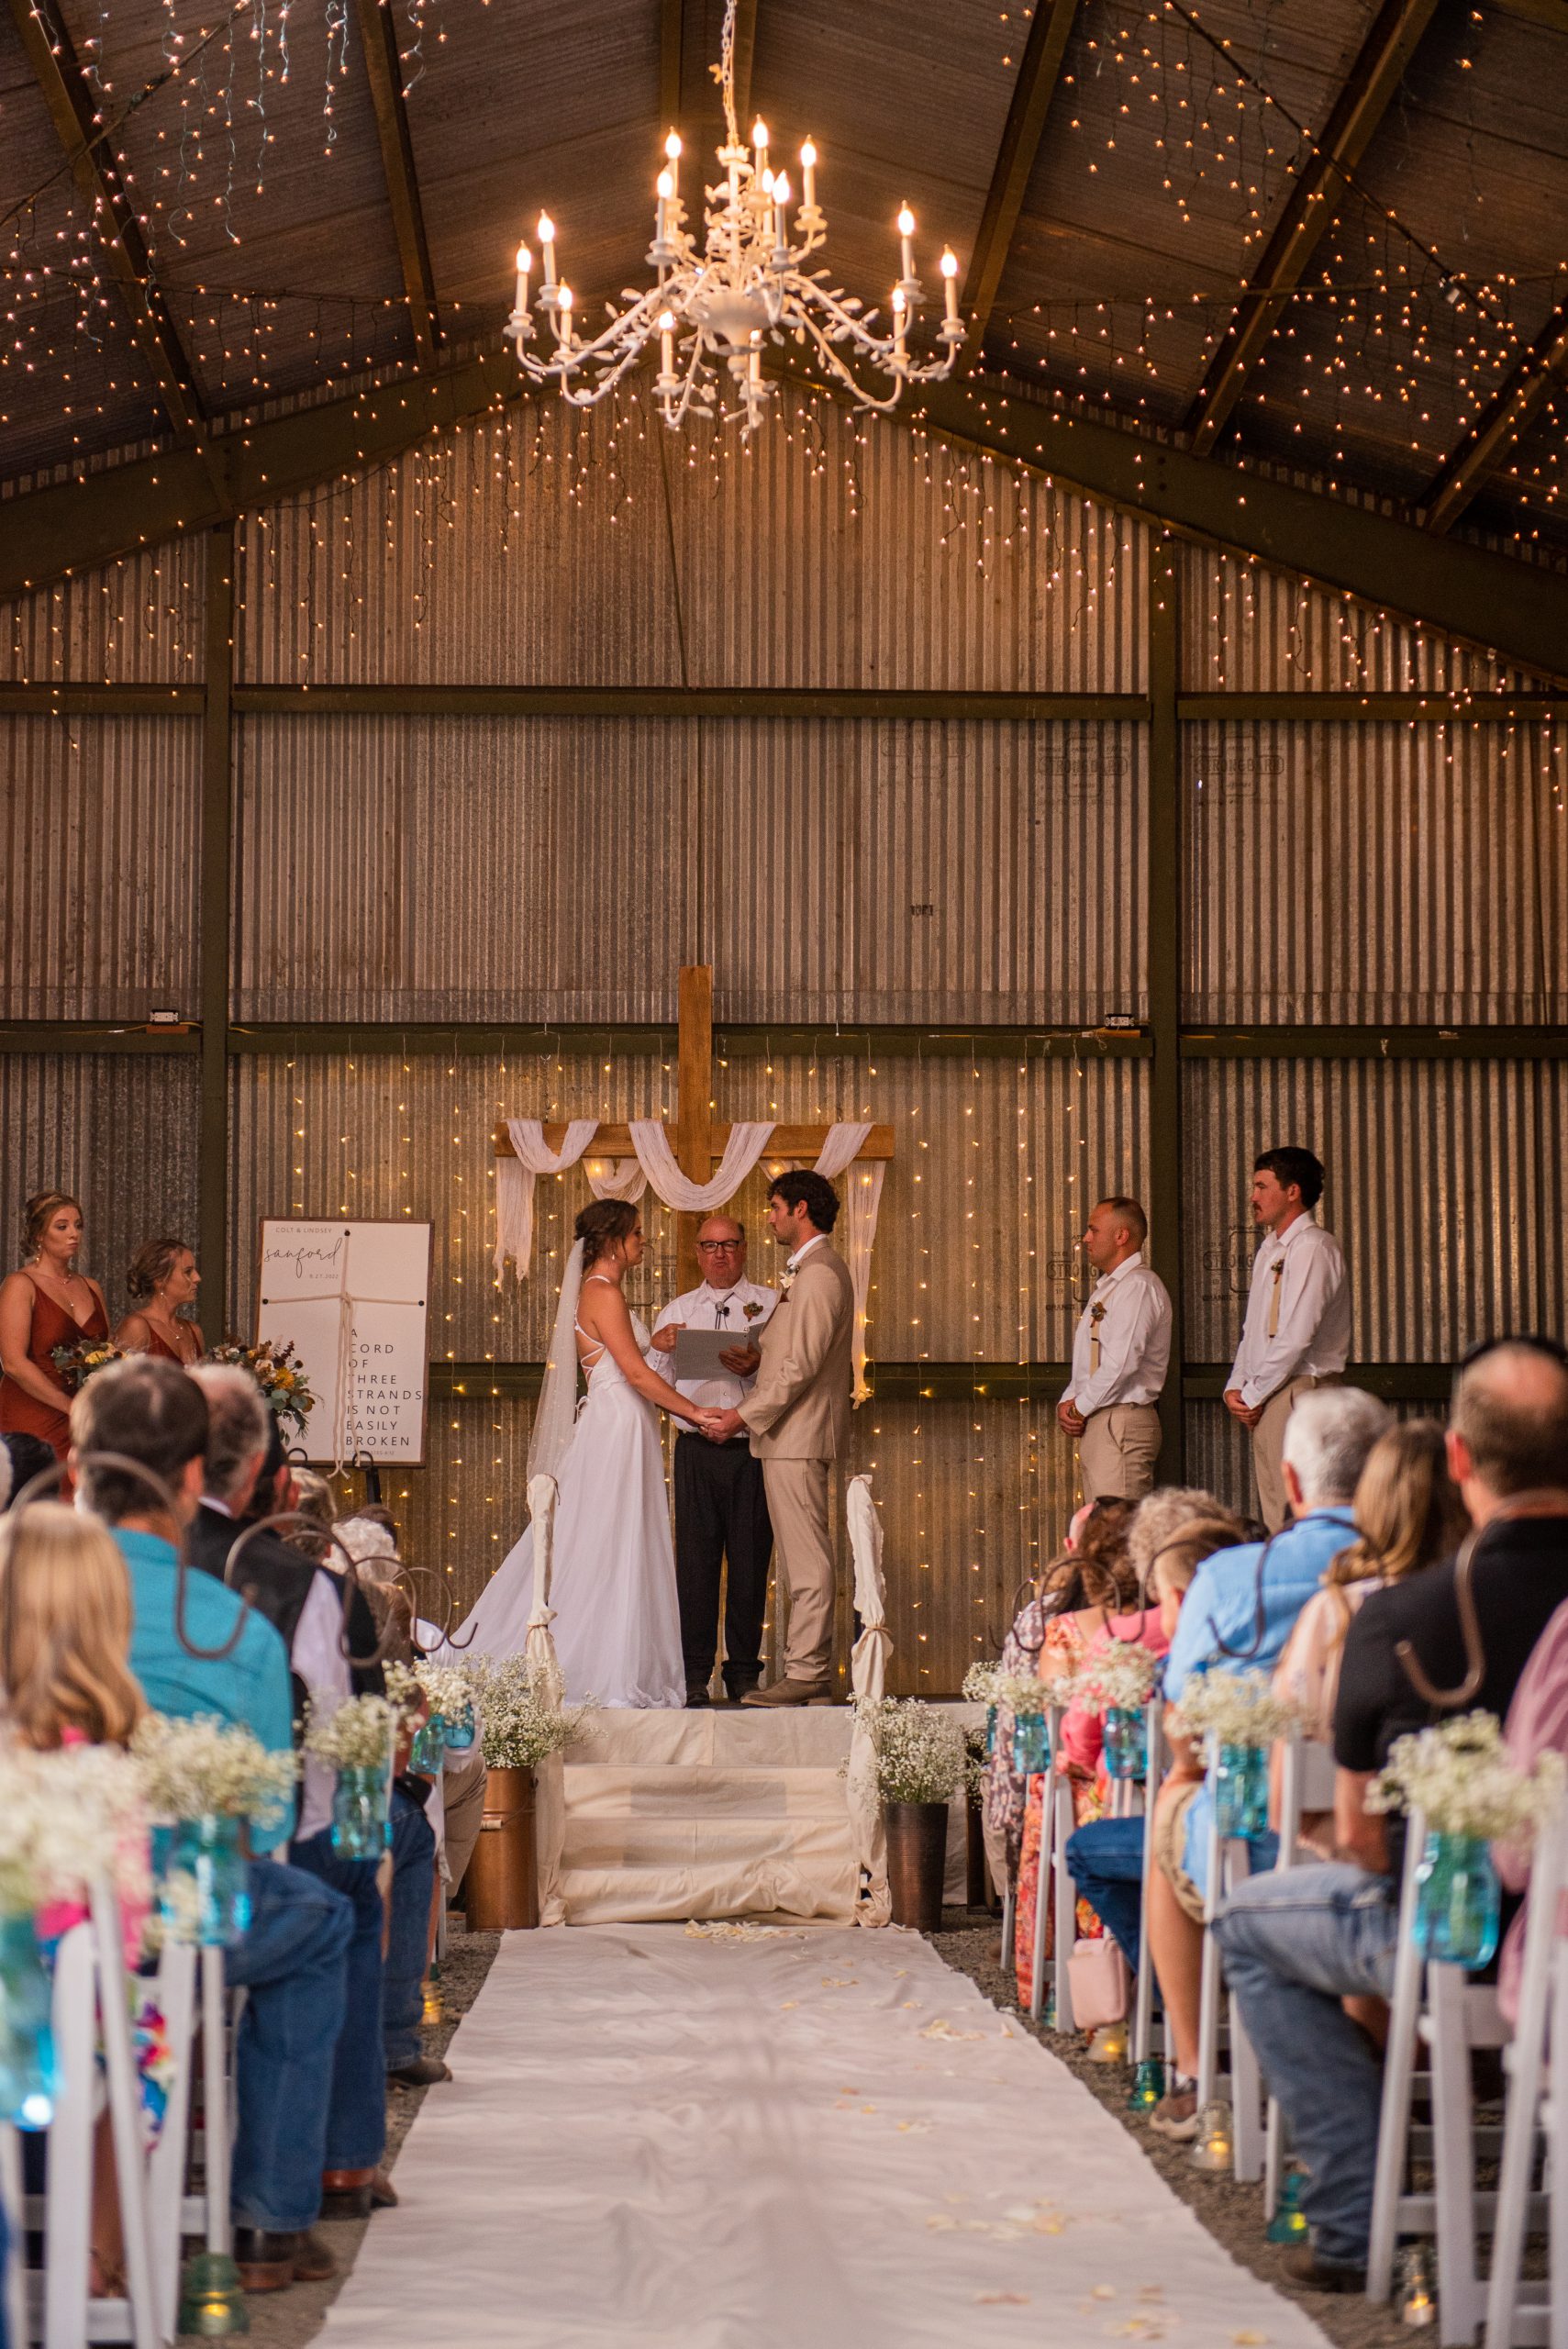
[1252,1373,1341,1532]
[440,1748,488,1900]
[762,1456,835,1681]
[1077,1403,1162,1503]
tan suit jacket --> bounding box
[738,1241,853,1461]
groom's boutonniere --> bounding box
[778,1269,797,1300]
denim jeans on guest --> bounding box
[224,1858,353,2233]
[1215,1861,1400,2270]
[1066,1817,1147,1976]
[288,1831,389,2175]
[383,1787,437,2074]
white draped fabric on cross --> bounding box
[494,1116,884,1404]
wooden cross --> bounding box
[493,964,895,1287]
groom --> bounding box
[703,1170,854,1707]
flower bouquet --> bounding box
[305,1695,400,1858]
[1070,1642,1162,1780]
[474,1658,587,1773]
[204,1338,315,1435]
[1366,1711,1564,1966]
[50,1336,127,1393]
[132,1713,298,1945]
[0,1742,150,2126]
[852,1698,969,1931]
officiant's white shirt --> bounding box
[652,1277,776,1410]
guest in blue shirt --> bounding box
[72,1359,360,2296]
[1143,1386,1391,2143]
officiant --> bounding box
[650,1216,777,1707]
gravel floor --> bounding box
[205,1923,500,2347]
[219,1909,1427,2349]
[928,1910,1414,2349]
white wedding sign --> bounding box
[255,1219,433,1465]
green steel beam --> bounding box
[960,0,1083,354]
[198,526,234,1344]
[1184,1026,1568,1060]
[0,1023,198,1053]
[228,685,1148,719]
[1147,544,1184,1475]
[351,0,440,369]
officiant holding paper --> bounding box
[650,1217,776,1707]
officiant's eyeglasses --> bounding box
[696,1239,742,1253]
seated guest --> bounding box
[190,1366,412,2193]
[1064,1511,1243,1979]
[1269,1419,1465,1855]
[1217,1341,1568,2291]
[288,1470,337,1561]
[113,1238,203,1367]
[71,1357,354,2294]
[1,1431,56,1510]
[1146,1386,1390,2140]
[1497,1587,1568,2025]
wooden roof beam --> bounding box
[1184,0,1441,458]
[351,0,439,369]
[960,0,1082,357]
[6,0,207,445]
[1421,306,1568,534]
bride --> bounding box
[450,1199,720,1709]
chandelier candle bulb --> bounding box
[538,213,556,288]
[659,309,675,379]
[751,117,769,173]
[897,204,916,285]
[772,170,791,260]
[663,128,681,194]
[891,284,907,361]
[655,168,673,246]
[940,248,959,323]
[799,138,817,209]
[557,284,573,346]
[512,244,531,319]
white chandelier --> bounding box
[503,0,966,435]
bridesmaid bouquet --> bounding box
[50,1336,127,1392]
[204,1338,315,1434]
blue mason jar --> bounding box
[332,1764,392,1859]
[1212,1742,1270,1838]
[410,1715,447,1773]
[1013,1709,1049,1775]
[1103,1707,1146,1780]
[167,1813,251,1946]
[0,1914,60,2130]
[443,1704,477,1753]
[1413,1830,1500,1969]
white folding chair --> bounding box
[1195,1787,1265,2181]
[144,1940,197,2345]
[1261,1734,1340,2218]
[1051,1735,1081,2030]
[178,1949,245,2273]
[1025,1709,1060,2022]
[1369,1806,1512,2347]
[1484,1801,1568,2349]
[16,1887,161,2347]
[1131,1699,1167,2075]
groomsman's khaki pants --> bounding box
[762,1455,835,1682]
[1077,1403,1162,1503]
[1252,1373,1341,1532]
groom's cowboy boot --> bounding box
[740,1675,833,1707]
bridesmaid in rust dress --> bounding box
[115,1237,203,1367]
[0,1193,112,1460]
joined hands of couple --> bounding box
[648,1323,762,1444]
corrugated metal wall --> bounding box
[0,718,201,1019]
[5,388,1566,1687]
[0,1057,201,1310]
[235,389,1147,692]
[0,536,206,684]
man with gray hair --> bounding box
[1217,1340,1568,2288]
[1141,1384,1392,2141]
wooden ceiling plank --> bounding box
[351,0,440,369]
[960,0,1083,354]
[1422,306,1568,534]
[6,0,206,444]
[1184,0,1442,458]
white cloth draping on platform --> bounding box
[812,1124,883,1407]
[627,1118,775,1210]
[523,1473,568,1928]
[494,1119,599,1277]
[845,1475,893,1927]
[585,1160,647,1204]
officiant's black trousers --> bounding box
[673,1433,773,1690]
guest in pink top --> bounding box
[1498,1593,1568,2026]
[1059,1605,1170,1786]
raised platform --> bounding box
[558,1703,976,1927]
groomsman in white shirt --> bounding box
[650,1216,776,1706]
[1056,1196,1173,1501]
[1224,1145,1352,1532]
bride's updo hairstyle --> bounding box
[575,1198,638,1270]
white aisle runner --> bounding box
[320,1926,1333,2349]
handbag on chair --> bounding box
[1066,1933,1129,2028]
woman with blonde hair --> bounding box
[0,1502,156,2296]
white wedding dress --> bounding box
[451,1280,685,1709]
